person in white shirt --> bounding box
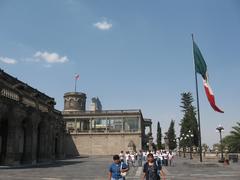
[162,151,168,166]
[168,151,174,166]
[119,150,125,162]
[130,152,135,166]
[125,151,130,165]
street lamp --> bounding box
[177,137,181,157]
[216,124,224,163]
[148,136,154,151]
[164,133,169,151]
[181,131,194,159]
[180,134,186,158]
[187,130,194,160]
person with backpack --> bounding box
[142,153,165,180]
[119,151,125,162]
[108,155,129,180]
[137,150,143,166]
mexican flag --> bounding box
[193,40,224,113]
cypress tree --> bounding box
[168,120,177,150]
[157,121,162,149]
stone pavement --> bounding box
[163,156,240,179]
[1,156,240,180]
[0,156,142,180]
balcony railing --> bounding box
[63,109,142,115]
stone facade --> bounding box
[0,69,65,165]
[65,133,142,156]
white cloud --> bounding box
[34,51,69,63]
[0,57,17,64]
[94,20,112,30]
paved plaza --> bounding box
[163,156,240,180]
[0,156,240,180]
[0,156,141,180]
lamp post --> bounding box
[216,124,224,163]
[187,130,194,160]
[148,136,154,152]
[177,137,181,157]
[181,131,194,159]
[180,134,186,158]
[164,133,169,151]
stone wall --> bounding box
[65,133,142,156]
[0,70,65,165]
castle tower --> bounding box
[89,97,102,111]
[64,92,86,111]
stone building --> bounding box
[63,92,152,156]
[0,69,65,165]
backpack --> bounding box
[120,162,127,177]
[155,160,161,176]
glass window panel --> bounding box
[76,118,90,132]
[108,118,123,132]
[91,118,107,132]
[124,117,139,132]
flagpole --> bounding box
[192,34,203,162]
[74,78,77,92]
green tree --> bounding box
[168,120,177,150]
[157,121,162,149]
[222,122,240,152]
[179,92,199,148]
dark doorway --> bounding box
[0,119,8,164]
[36,121,46,162]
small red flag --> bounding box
[75,74,80,80]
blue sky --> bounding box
[0,0,239,147]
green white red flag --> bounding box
[193,40,224,113]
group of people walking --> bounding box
[143,150,175,167]
[108,149,174,180]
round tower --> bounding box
[64,92,86,111]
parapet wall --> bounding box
[65,133,142,156]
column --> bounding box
[121,117,124,132]
[80,120,83,131]
[5,123,17,164]
[49,121,55,160]
[0,136,2,154]
[93,118,96,131]
[32,123,39,164]
[5,110,26,165]
[74,118,77,133]
[89,118,92,132]
[138,116,141,132]
[105,118,108,132]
